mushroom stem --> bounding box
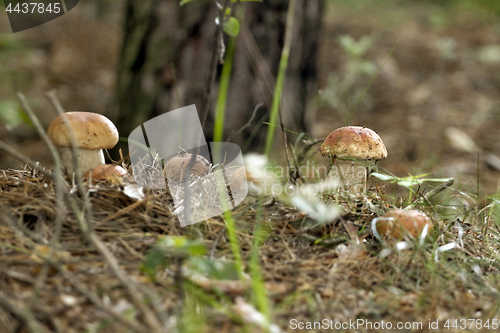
[58,147,105,176]
[328,159,367,193]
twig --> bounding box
[298,140,324,165]
[0,140,54,180]
[45,91,92,238]
[17,93,62,174]
[0,291,51,333]
[201,0,231,130]
[287,143,306,184]
[17,92,67,244]
[298,233,348,247]
[16,94,72,319]
[25,92,165,330]
[0,268,35,284]
[210,228,225,260]
[405,178,454,210]
[28,264,51,316]
[55,263,148,333]
[88,232,165,332]
[227,103,262,142]
[278,108,292,184]
[221,152,235,207]
[0,201,46,246]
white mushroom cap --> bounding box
[47,112,119,176]
[320,126,387,160]
[47,112,119,150]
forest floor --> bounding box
[1,1,500,332]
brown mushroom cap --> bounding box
[376,209,432,239]
[83,164,127,180]
[164,154,211,183]
[47,112,119,150]
[320,126,387,160]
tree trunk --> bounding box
[115,0,323,153]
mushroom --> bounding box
[320,126,387,193]
[372,209,433,242]
[227,166,248,196]
[83,164,127,181]
[164,153,211,183]
[47,112,119,176]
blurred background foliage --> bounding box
[337,0,500,17]
[0,0,500,198]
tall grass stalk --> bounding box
[264,0,297,157]
[213,36,236,143]
[213,167,244,281]
[221,207,244,281]
[212,33,243,281]
[249,207,270,320]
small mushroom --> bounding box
[164,153,211,183]
[47,112,119,176]
[227,166,248,196]
[372,209,433,242]
[320,126,387,193]
[83,164,127,181]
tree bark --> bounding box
[115,0,323,153]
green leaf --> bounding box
[232,0,262,2]
[187,257,240,280]
[186,243,207,256]
[156,236,206,256]
[179,0,196,6]
[223,17,239,37]
[140,248,168,277]
[371,172,396,181]
[420,178,454,183]
[0,100,31,128]
[0,35,28,60]
[157,235,187,248]
[398,178,422,189]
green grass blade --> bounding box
[214,36,237,143]
[249,207,270,320]
[214,170,244,281]
[264,0,297,157]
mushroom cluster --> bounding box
[321,126,387,193]
[47,112,119,176]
